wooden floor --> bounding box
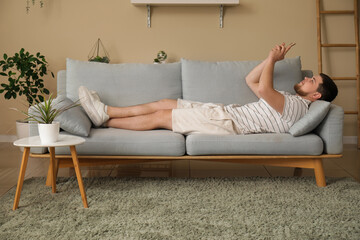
[1,142,359,197]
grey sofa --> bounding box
[30,57,344,187]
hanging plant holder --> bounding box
[88,38,110,63]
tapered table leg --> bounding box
[13,147,30,210]
[49,147,57,193]
[46,157,59,187]
[70,145,88,208]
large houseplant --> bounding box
[0,48,53,106]
[0,48,54,140]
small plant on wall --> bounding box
[0,48,54,106]
[26,0,45,14]
[88,38,110,63]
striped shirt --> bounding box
[224,91,311,134]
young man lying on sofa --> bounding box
[79,42,338,135]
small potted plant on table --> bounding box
[13,94,79,144]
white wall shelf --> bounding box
[131,0,239,28]
[131,0,239,6]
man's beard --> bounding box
[294,83,307,96]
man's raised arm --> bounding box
[257,42,295,113]
[245,58,270,99]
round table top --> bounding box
[13,135,85,147]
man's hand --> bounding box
[268,42,295,62]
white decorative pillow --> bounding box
[289,100,331,137]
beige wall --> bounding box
[0,0,358,136]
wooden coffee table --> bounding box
[13,135,87,210]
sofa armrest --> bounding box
[314,104,344,154]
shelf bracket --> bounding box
[147,4,151,28]
[144,3,227,28]
[220,4,224,28]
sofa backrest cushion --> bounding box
[181,57,302,105]
[65,58,182,107]
[289,100,331,137]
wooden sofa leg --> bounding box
[313,158,326,187]
[293,167,303,177]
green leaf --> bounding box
[0,73,7,76]
[3,54,7,60]
[5,91,12,99]
[28,97,33,105]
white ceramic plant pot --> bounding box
[38,122,60,144]
[16,120,30,140]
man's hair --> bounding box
[317,73,338,102]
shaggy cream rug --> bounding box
[1,177,360,239]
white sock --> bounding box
[104,105,108,116]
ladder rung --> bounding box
[332,77,357,80]
[321,43,356,47]
[344,111,358,115]
[320,10,355,14]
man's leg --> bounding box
[107,99,177,118]
[107,109,173,131]
[79,85,177,127]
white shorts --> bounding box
[172,99,239,135]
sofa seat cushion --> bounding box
[186,133,323,156]
[55,128,185,156]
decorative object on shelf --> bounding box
[153,50,167,64]
[12,93,80,144]
[88,38,110,63]
[131,0,239,28]
[26,0,45,14]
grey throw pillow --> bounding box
[289,100,331,137]
[54,96,92,137]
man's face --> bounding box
[294,75,323,98]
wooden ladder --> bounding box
[316,0,360,148]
